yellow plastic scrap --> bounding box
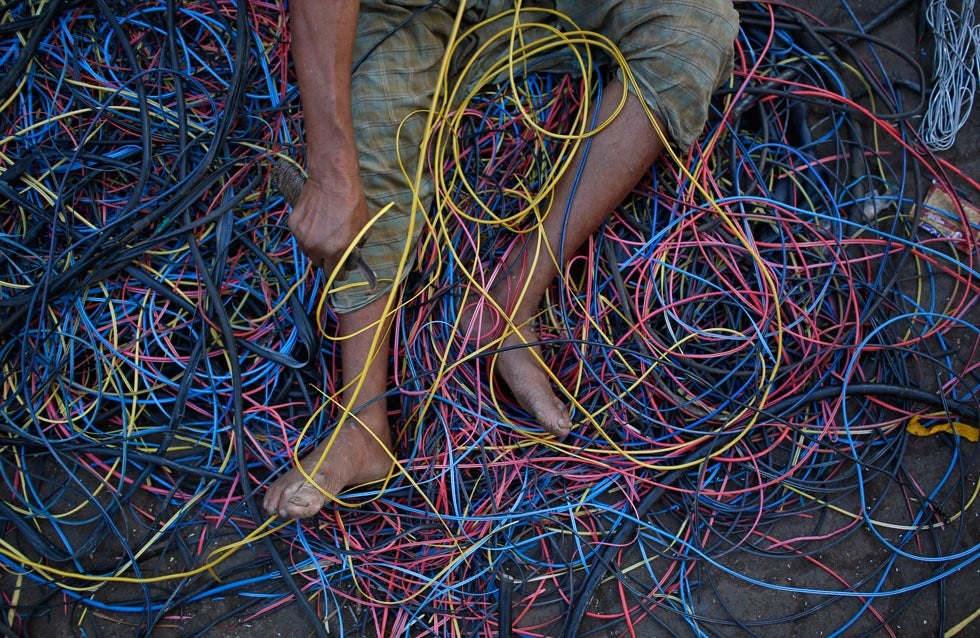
[906,415,979,442]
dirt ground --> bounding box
[3,0,980,637]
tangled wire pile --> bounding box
[918,0,980,151]
[2,1,980,637]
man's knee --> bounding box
[618,0,739,148]
[685,0,740,53]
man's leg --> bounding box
[483,79,665,438]
[262,0,458,519]
[483,0,737,437]
[263,295,394,519]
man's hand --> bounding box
[285,169,369,280]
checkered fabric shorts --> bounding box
[330,0,738,312]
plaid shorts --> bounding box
[330,0,738,312]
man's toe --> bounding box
[281,482,326,518]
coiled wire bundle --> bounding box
[2,1,980,637]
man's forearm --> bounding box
[288,0,360,179]
[284,0,369,273]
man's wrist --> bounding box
[305,144,360,183]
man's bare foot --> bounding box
[263,420,393,519]
[458,274,571,438]
[493,323,571,438]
